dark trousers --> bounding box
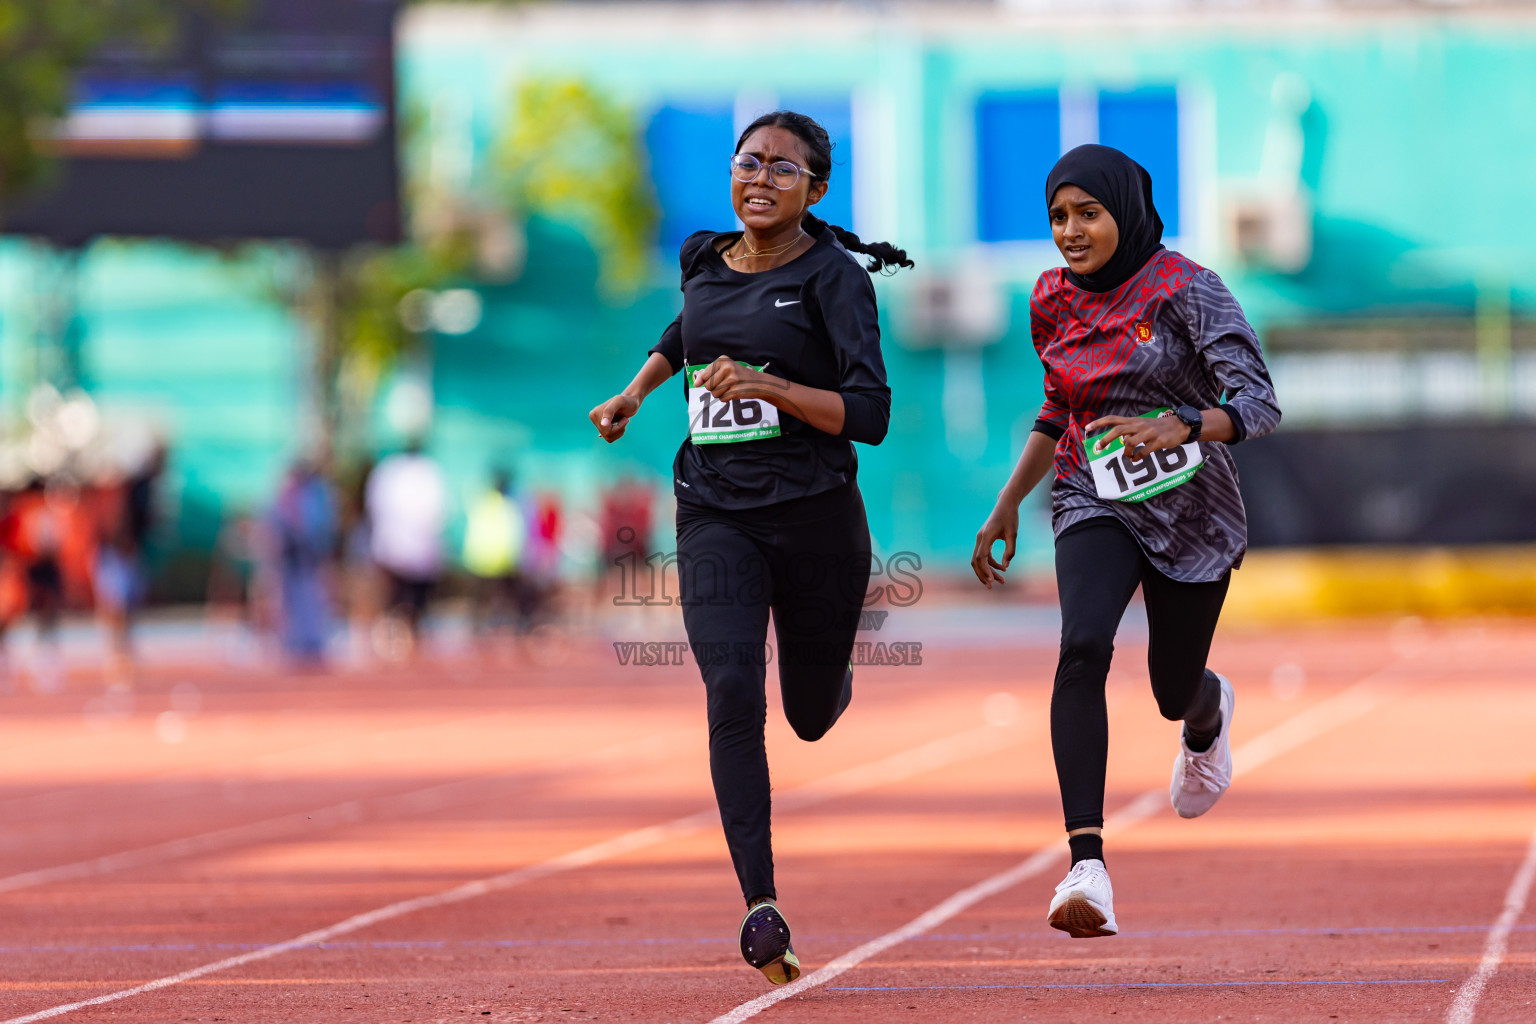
[1052,516,1229,831]
[384,570,434,636]
[676,480,871,902]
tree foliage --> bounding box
[497,78,658,297]
[0,0,238,206]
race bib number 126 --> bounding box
[1084,408,1204,503]
[686,363,782,445]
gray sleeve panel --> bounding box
[1181,270,1282,443]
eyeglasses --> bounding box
[730,153,818,190]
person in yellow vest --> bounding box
[463,468,530,639]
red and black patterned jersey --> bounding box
[1031,249,1281,582]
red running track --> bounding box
[0,617,1532,1022]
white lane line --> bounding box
[0,730,689,896]
[708,675,1394,1024]
[1444,822,1536,1024]
[0,715,1034,1023]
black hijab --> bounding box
[1045,144,1165,293]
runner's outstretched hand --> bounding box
[1084,413,1191,463]
[590,393,641,443]
[971,503,1019,590]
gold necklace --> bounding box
[725,230,804,261]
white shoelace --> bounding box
[1059,859,1106,891]
[1182,742,1225,791]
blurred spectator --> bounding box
[340,457,380,665]
[0,488,23,691]
[598,477,655,610]
[206,511,263,660]
[3,479,70,692]
[600,476,654,567]
[463,467,531,637]
[365,440,446,653]
[269,459,337,665]
[93,442,165,683]
[526,491,564,608]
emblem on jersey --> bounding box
[1135,321,1153,342]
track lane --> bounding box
[0,698,1043,1022]
[4,621,1534,1022]
[707,669,1402,1023]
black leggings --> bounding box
[676,480,871,903]
[1053,516,1229,832]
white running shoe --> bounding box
[1170,672,1235,819]
[1047,858,1118,937]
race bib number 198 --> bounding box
[686,363,782,445]
[1084,408,1204,503]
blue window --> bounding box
[778,95,854,231]
[646,104,737,252]
[1097,88,1180,237]
[975,91,1060,243]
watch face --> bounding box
[1179,406,1202,426]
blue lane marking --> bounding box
[828,979,1450,992]
[3,923,1527,957]
[919,923,1536,941]
[1105,924,1520,939]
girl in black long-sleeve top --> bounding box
[589,110,911,987]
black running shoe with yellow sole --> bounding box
[739,901,801,984]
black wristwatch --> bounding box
[1168,404,1203,441]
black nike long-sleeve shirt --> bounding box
[649,229,891,510]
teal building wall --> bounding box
[401,8,1536,568]
[1,7,1532,581]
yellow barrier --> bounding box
[1225,547,1536,622]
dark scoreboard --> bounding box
[5,0,399,249]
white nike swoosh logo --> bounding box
[774,299,800,307]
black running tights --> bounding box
[676,480,871,903]
[1053,516,1229,832]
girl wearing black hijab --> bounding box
[971,144,1281,937]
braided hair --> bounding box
[735,110,914,275]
